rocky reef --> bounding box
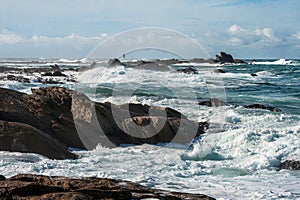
[0,87,206,159]
[0,174,215,199]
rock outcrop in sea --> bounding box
[0,174,215,199]
[278,160,300,170]
[0,87,206,159]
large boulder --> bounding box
[0,87,206,159]
[215,52,246,64]
[0,174,215,199]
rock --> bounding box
[278,160,300,170]
[6,75,30,83]
[215,52,246,64]
[50,64,61,72]
[0,87,206,159]
[0,120,77,159]
[189,58,215,64]
[198,98,227,107]
[0,175,5,181]
[42,71,67,77]
[107,58,126,67]
[244,104,281,112]
[215,52,234,63]
[234,59,246,64]
[176,67,198,74]
[0,174,215,199]
[214,69,226,73]
[250,73,258,77]
[135,61,170,71]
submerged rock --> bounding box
[244,104,281,112]
[0,87,206,159]
[278,160,300,170]
[198,98,227,107]
[176,67,198,74]
[0,174,215,200]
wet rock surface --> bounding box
[0,174,215,200]
[278,160,300,170]
[0,87,206,159]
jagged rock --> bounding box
[244,104,281,112]
[50,64,61,72]
[107,58,126,67]
[215,52,245,64]
[176,67,198,74]
[0,87,206,159]
[198,98,227,107]
[215,52,234,63]
[278,160,300,170]
[0,174,215,200]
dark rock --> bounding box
[215,52,234,63]
[154,58,185,65]
[176,67,198,74]
[215,52,245,64]
[107,58,126,68]
[250,73,258,77]
[0,87,206,159]
[199,98,227,107]
[0,174,215,200]
[214,69,226,73]
[42,79,64,84]
[278,160,300,170]
[189,58,215,64]
[234,59,246,64]
[0,175,5,181]
[42,71,66,77]
[0,120,77,159]
[6,75,30,83]
[135,61,170,71]
[244,104,281,112]
[50,64,61,72]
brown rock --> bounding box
[0,87,206,159]
[0,174,215,199]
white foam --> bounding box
[252,59,293,65]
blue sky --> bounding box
[0,0,299,58]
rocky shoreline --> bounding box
[0,86,207,159]
[0,174,215,199]
[1,86,297,170]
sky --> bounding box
[0,0,299,59]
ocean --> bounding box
[0,58,299,199]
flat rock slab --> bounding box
[0,174,215,200]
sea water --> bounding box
[0,58,300,199]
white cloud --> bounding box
[255,28,278,41]
[227,25,280,46]
[228,24,246,34]
[293,32,300,40]
[230,37,242,45]
[0,29,24,44]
